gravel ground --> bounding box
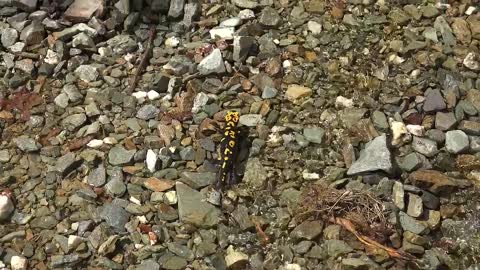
[0,0,480,269]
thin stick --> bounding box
[127,26,156,94]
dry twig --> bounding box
[127,26,156,94]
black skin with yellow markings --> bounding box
[215,111,241,190]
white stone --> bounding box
[463,52,479,71]
[164,191,177,205]
[209,27,235,40]
[220,17,242,27]
[165,36,180,47]
[391,121,408,146]
[103,137,118,145]
[67,235,84,252]
[307,20,322,35]
[198,49,226,75]
[238,9,255,19]
[406,125,424,136]
[302,170,320,180]
[87,139,103,148]
[44,49,60,65]
[465,6,476,15]
[146,149,158,173]
[335,96,354,108]
[0,193,14,221]
[130,196,142,205]
[192,92,209,113]
[225,246,249,268]
[10,256,27,270]
[147,90,160,100]
[132,91,148,99]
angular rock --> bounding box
[435,112,456,131]
[13,0,36,11]
[1,28,18,47]
[100,204,130,232]
[74,65,98,82]
[412,137,438,158]
[108,146,135,166]
[303,127,325,144]
[259,7,281,27]
[409,170,457,195]
[290,220,323,240]
[198,48,225,75]
[168,0,184,19]
[19,20,44,45]
[87,165,106,187]
[233,36,255,63]
[445,130,469,154]
[136,104,159,120]
[64,0,104,23]
[176,182,220,227]
[243,158,267,188]
[392,181,405,210]
[13,136,40,152]
[55,152,81,177]
[285,85,312,101]
[407,194,423,218]
[399,211,427,234]
[347,134,392,175]
[423,89,446,112]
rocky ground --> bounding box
[0,0,480,269]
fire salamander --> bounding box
[215,110,241,190]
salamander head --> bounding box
[225,111,239,124]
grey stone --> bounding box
[183,3,199,28]
[74,65,98,82]
[262,86,278,99]
[198,48,225,75]
[243,158,267,188]
[55,152,81,177]
[12,0,36,12]
[136,260,160,270]
[371,110,389,130]
[176,182,220,228]
[342,257,379,269]
[233,36,255,63]
[435,112,456,131]
[470,136,480,152]
[458,120,480,135]
[13,136,40,152]
[399,211,427,234]
[425,129,445,143]
[19,20,44,45]
[325,240,353,258]
[87,165,106,187]
[434,16,456,47]
[259,6,281,27]
[233,0,258,9]
[50,254,81,268]
[1,28,18,47]
[30,215,57,229]
[290,220,323,240]
[445,130,469,154]
[61,113,87,131]
[347,134,393,175]
[423,89,446,113]
[168,0,184,19]
[412,137,438,157]
[398,153,422,172]
[303,127,325,144]
[101,203,130,232]
[106,34,137,54]
[232,205,254,231]
[105,178,126,197]
[392,181,405,210]
[239,114,264,126]
[108,146,136,166]
[72,32,95,48]
[407,194,423,218]
[180,172,215,189]
[136,104,159,120]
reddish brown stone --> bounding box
[409,170,457,195]
[144,177,175,192]
[64,0,105,23]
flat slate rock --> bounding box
[347,134,393,175]
[176,182,220,228]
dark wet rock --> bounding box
[100,203,130,232]
[19,20,44,45]
[12,0,36,12]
